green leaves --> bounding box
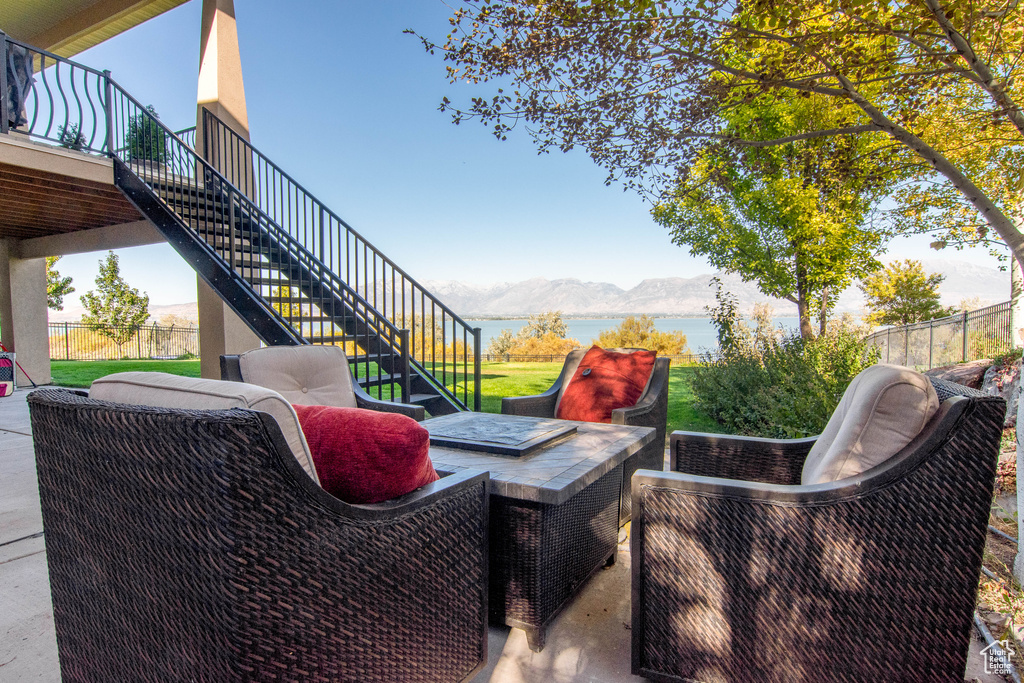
[45,256,75,311]
[80,251,151,351]
[859,258,955,326]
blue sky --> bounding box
[52,0,1007,307]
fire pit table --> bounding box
[424,412,657,651]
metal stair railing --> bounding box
[104,84,415,404]
[202,109,481,411]
[0,33,417,404]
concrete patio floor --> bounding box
[0,386,1008,682]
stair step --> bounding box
[356,372,411,386]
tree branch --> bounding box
[923,0,1024,137]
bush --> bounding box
[691,291,879,438]
[594,314,689,355]
[486,311,582,360]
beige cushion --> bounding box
[238,345,357,408]
[801,364,940,485]
[89,371,318,483]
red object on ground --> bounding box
[0,341,34,390]
[556,346,656,424]
[292,404,439,504]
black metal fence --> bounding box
[864,301,1013,369]
[49,322,199,361]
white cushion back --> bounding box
[89,371,318,483]
[238,345,357,408]
[801,364,939,485]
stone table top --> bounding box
[426,413,657,505]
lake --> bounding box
[469,317,801,353]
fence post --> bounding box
[962,310,969,362]
[886,327,891,363]
[137,328,142,359]
[928,319,934,370]
[904,327,909,366]
[0,32,10,136]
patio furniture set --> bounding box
[27,345,1005,682]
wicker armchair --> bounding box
[222,345,424,421]
[502,347,670,524]
[631,377,1005,682]
[29,388,489,683]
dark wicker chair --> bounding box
[502,347,670,525]
[631,377,1005,682]
[222,345,425,421]
[29,388,489,683]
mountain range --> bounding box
[424,260,1009,318]
[48,259,1009,323]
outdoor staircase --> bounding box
[1,33,480,414]
[113,122,475,416]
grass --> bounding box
[48,358,720,434]
[51,359,200,388]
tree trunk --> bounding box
[795,261,815,340]
[818,286,830,337]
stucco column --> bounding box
[0,239,51,386]
[196,0,253,190]
[197,276,258,378]
[194,0,259,377]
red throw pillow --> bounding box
[556,347,656,423]
[292,404,439,504]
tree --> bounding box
[127,105,168,163]
[859,259,953,327]
[418,0,1024,269]
[80,251,151,354]
[595,315,689,354]
[487,311,583,358]
[521,311,570,339]
[655,91,896,338]
[487,328,519,356]
[45,256,75,311]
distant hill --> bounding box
[46,259,1008,323]
[48,302,200,324]
[427,260,1009,318]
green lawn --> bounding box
[50,359,200,388]
[49,358,719,435]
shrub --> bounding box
[486,311,582,360]
[691,291,879,438]
[594,314,689,355]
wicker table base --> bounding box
[426,414,656,651]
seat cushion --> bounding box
[89,371,318,483]
[238,345,357,408]
[292,404,439,504]
[801,364,940,485]
[555,346,657,423]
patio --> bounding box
[0,386,1008,682]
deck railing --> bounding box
[1,31,109,152]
